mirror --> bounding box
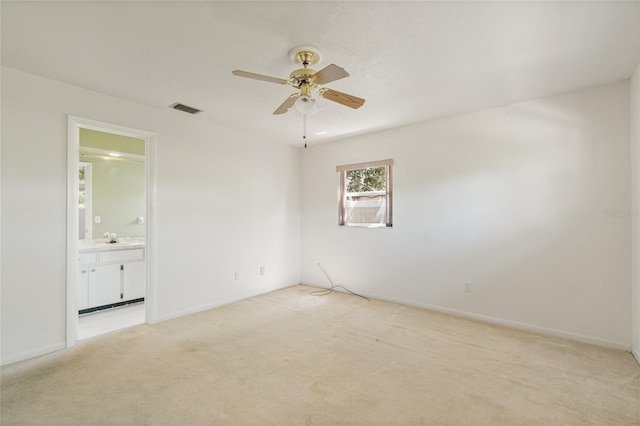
[79,129,145,239]
[79,162,93,238]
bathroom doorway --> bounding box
[67,117,156,346]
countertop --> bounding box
[78,238,145,253]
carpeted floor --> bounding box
[1,285,639,425]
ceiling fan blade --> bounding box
[313,64,350,85]
[273,93,300,115]
[232,70,289,85]
[319,88,365,109]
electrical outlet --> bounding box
[464,282,472,293]
[94,216,101,224]
[260,266,265,276]
[235,271,240,281]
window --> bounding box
[337,159,393,227]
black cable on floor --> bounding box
[309,263,369,301]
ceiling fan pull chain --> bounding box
[303,113,308,148]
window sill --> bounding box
[340,223,392,228]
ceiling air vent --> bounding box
[169,102,202,115]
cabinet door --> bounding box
[77,267,90,310]
[88,264,121,307]
[123,261,146,301]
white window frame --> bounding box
[337,159,393,228]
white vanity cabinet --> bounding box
[88,264,122,307]
[123,261,146,300]
[77,252,97,310]
[77,247,145,311]
[77,267,90,310]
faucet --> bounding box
[104,232,117,243]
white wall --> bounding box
[302,82,631,349]
[631,63,640,363]
[1,67,301,364]
[1,66,634,364]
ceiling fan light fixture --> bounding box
[293,95,319,114]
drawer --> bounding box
[99,248,144,263]
[78,253,97,265]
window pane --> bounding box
[345,194,386,224]
[337,160,393,227]
[344,166,387,225]
[346,167,386,192]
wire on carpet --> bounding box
[309,263,369,301]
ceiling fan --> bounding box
[232,46,365,116]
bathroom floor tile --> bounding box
[78,302,145,340]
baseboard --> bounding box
[1,342,66,366]
[3,285,298,365]
[79,297,144,315]
[155,283,299,323]
[301,283,631,352]
[632,346,640,365]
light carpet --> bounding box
[1,285,639,425]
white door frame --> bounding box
[66,116,158,348]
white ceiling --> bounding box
[2,1,639,145]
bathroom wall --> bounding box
[80,128,146,238]
[80,155,146,238]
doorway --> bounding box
[66,116,156,347]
